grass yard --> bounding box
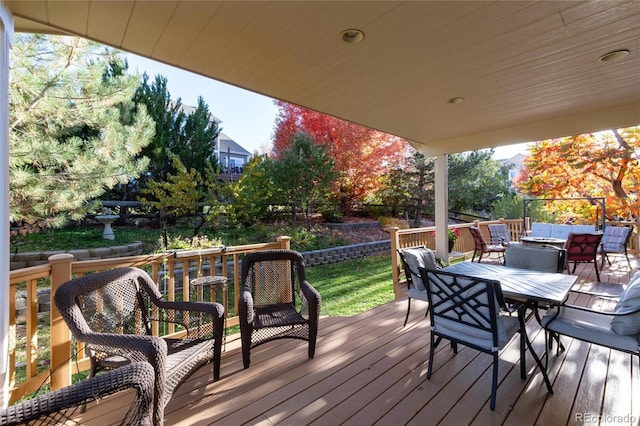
[306,254,395,317]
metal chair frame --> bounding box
[469,226,506,263]
[421,268,553,410]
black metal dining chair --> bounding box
[420,268,553,410]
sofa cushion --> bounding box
[611,272,640,335]
[550,224,573,239]
[572,224,596,234]
[530,223,552,238]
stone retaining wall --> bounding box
[9,242,144,270]
[301,240,391,267]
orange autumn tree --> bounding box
[516,126,640,221]
[272,101,408,214]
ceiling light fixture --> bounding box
[448,97,465,104]
[340,29,365,44]
[598,49,630,62]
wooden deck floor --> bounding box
[82,256,639,425]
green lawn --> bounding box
[306,254,395,316]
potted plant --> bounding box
[430,227,461,252]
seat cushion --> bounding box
[611,272,640,335]
[543,306,639,353]
[488,224,511,244]
[550,224,573,239]
[407,288,428,301]
[434,314,518,351]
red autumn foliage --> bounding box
[272,101,409,211]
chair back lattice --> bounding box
[59,269,165,340]
[422,268,505,350]
[242,250,305,310]
[565,233,603,261]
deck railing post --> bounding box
[277,236,291,250]
[390,227,403,299]
[48,254,73,390]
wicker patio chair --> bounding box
[0,362,154,426]
[54,267,224,426]
[238,250,321,368]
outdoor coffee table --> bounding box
[520,236,566,248]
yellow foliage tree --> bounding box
[516,127,640,221]
[141,154,227,238]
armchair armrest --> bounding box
[1,362,155,426]
[300,280,322,320]
[152,299,224,339]
[549,303,640,316]
[238,288,254,324]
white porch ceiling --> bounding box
[6,0,640,155]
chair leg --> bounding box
[403,298,412,327]
[309,324,318,359]
[519,326,526,380]
[427,333,436,380]
[593,260,601,282]
[490,353,498,410]
[241,327,252,369]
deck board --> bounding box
[81,258,638,425]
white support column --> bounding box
[0,2,12,409]
[434,154,449,264]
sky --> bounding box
[126,53,279,154]
[125,53,530,159]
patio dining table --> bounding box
[441,262,578,393]
[442,262,577,306]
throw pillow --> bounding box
[610,271,640,335]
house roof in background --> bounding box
[219,132,251,156]
[7,1,640,155]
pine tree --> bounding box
[133,76,220,183]
[9,34,154,232]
